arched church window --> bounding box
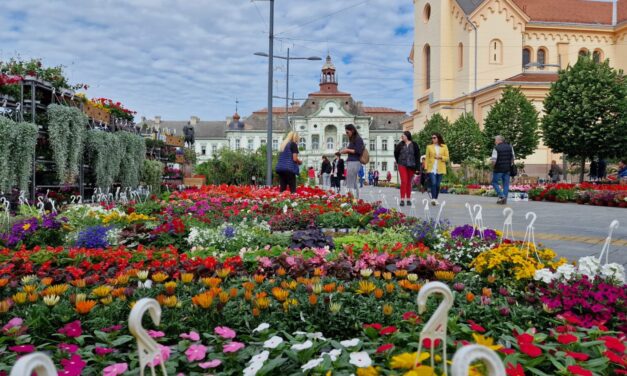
[522,47,532,67]
[489,39,502,64]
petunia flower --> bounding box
[60,354,86,376]
[149,345,171,366]
[180,331,200,341]
[199,359,222,369]
[379,326,397,336]
[185,344,207,362]
[223,341,245,353]
[557,333,578,345]
[215,326,236,339]
[103,363,128,376]
[249,350,270,365]
[349,351,372,368]
[376,343,394,353]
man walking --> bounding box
[490,135,514,205]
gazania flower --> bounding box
[434,270,454,281]
[75,300,97,314]
[202,277,222,288]
[180,273,194,284]
[12,292,27,304]
[356,280,376,295]
[383,304,393,315]
[192,292,214,309]
[92,285,112,298]
[43,294,60,306]
[271,287,289,302]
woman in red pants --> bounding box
[394,131,421,206]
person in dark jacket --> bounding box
[330,152,345,193]
[321,156,332,188]
[340,124,365,198]
[490,135,515,205]
[394,131,421,206]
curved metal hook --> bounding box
[450,345,506,376]
[10,352,58,376]
[608,220,619,237]
[417,281,454,314]
[525,211,537,227]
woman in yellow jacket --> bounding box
[424,132,449,205]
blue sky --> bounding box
[1,0,414,121]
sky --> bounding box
[1,0,414,121]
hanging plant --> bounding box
[10,122,38,192]
[0,117,13,191]
[117,132,146,188]
[47,104,87,183]
[86,130,122,188]
[142,159,164,193]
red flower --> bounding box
[376,343,394,353]
[557,333,578,345]
[379,326,397,335]
[467,319,486,333]
[363,323,382,331]
[565,351,589,361]
[516,333,541,358]
[499,348,516,355]
[516,333,534,344]
[567,365,592,376]
[422,338,442,348]
[598,336,626,353]
[604,350,627,367]
[505,362,525,376]
[402,311,418,321]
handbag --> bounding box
[275,143,299,174]
[360,147,370,164]
[510,163,518,177]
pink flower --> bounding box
[185,344,207,362]
[223,341,245,353]
[148,330,165,338]
[149,345,172,366]
[94,346,115,355]
[59,354,86,376]
[214,326,236,339]
[59,343,79,353]
[101,324,123,333]
[103,363,128,376]
[58,321,82,338]
[180,331,200,341]
[2,317,23,332]
[9,345,35,353]
[199,359,222,369]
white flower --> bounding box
[301,358,324,371]
[307,332,326,340]
[577,256,600,278]
[555,264,576,281]
[138,280,153,289]
[293,331,307,336]
[291,202,298,207]
[349,351,372,368]
[291,340,313,351]
[533,268,555,284]
[263,336,284,349]
[321,349,342,361]
[340,338,360,348]
[249,350,270,364]
[253,323,270,333]
[243,360,265,376]
[359,269,373,277]
[600,263,626,284]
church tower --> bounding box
[319,55,339,94]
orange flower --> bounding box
[164,281,177,295]
[71,279,86,288]
[374,289,384,299]
[395,270,408,278]
[0,299,11,313]
[192,292,214,309]
[40,277,53,286]
[386,283,395,293]
[229,288,238,298]
[255,296,270,309]
[242,281,255,291]
[323,283,336,293]
[487,275,497,283]
[466,292,476,303]
[272,287,289,302]
[482,287,492,297]
[277,267,286,276]
[202,277,222,288]
[0,278,9,288]
[434,271,455,281]
[112,287,126,298]
[219,292,230,304]
[253,274,265,284]
[114,274,130,286]
[252,307,261,317]
[308,294,318,305]
[313,267,324,277]
[28,293,38,302]
[76,300,97,314]
[337,285,345,293]
[180,273,194,284]
[244,290,253,301]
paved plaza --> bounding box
[357,186,627,265]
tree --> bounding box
[483,86,540,160]
[542,55,627,182]
[446,113,486,164]
[415,113,451,152]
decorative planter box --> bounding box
[183,177,204,187]
[166,135,184,147]
[83,102,110,124]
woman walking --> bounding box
[340,124,365,198]
[424,132,449,205]
[321,156,332,188]
[275,131,302,193]
[394,131,421,206]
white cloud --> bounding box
[1,0,414,120]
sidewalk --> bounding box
[358,186,627,265]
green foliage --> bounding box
[0,57,84,99]
[117,132,146,188]
[85,130,122,188]
[141,159,164,193]
[416,113,451,151]
[447,113,486,164]
[196,148,267,185]
[0,118,38,192]
[47,104,87,183]
[542,55,627,181]
[483,86,540,160]
[183,147,197,166]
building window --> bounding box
[369,139,376,151]
[489,39,502,64]
[312,135,319,150]
[235,139,240,150]
[382,139,388,151]
[593,49,604,63]
[299,137,306,150]
[261,139,267,145]
[369,162,375,171]
[579,48,589,58]
[537,48,547,69]
[382,162,388,171]
[458,42,463,69]
[522,47,532,67]
[423,3,431,22]
[212,144,217,154]
[201,145,206,155]
[248,139,254,150]
[326,137,334,150]
[424,44,431,90]
[272,139,278,151]
[342,135,348,148]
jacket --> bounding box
[424,144,449,175]
[493,143,514,173]
[394,141,421,170]
[331,158,345,180]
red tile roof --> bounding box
[253,106,300,114]
[362,107,406,114]
[504,73,559,83]
[512,0,615,25]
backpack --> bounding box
[360,147,370,164]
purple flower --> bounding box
[75,225,110,249]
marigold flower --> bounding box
[383,304,393,316]
[192,292,214,309]
[76,300,97,314]
[151,272,168,283]
[180,273,194,284]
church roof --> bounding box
[504,72,559,83]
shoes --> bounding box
[431,199,438,206]
[406,200,411,207]
[497,197,506,205]
[400,200,405,207]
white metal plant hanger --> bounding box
[500,208,515,244]
[129,298,168,376]
[450,344,506,376]
[522,212,539,260]
[598,220,619,265]
[435,200,446,228]
[422,198,431,220]
[9,352,58,376]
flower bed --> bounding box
[0,185,625,375]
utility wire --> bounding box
[275,0,371,36]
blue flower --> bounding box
[75,226,110,249]
[223,226,236,239]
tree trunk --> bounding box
[579,156,586,183]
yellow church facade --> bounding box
[407,0,627,176]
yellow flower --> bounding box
[391,352,430,369]
[22,223,31,231]
[92,285,113,298]
[151,272,168,283]
[472,333,502,351]
[181,273,194,284]
[216,268,231,278]
[22,285,37,294]
[76,300,97,314]
[271,287,289,302]
[192,292,214,309]
[356,280,376,295]
[434,271,455,281]
[383,304,394,315]
[356,366,379,376]
[12,292,27,304]
[43,295,60,306]
[202,277,222,288]
[403,366,437,376]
